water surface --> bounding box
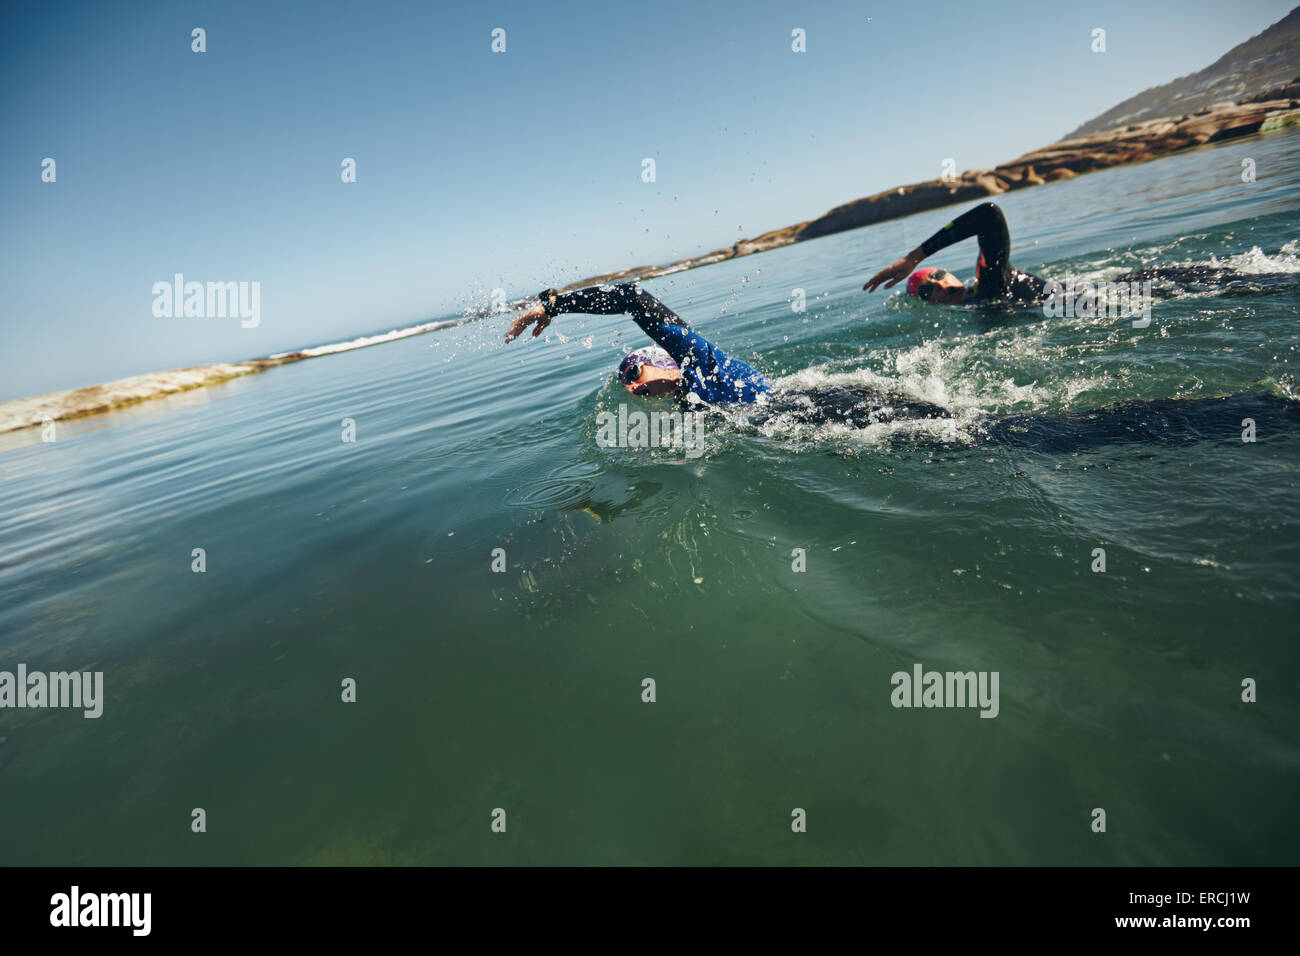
[2,129,1298,864]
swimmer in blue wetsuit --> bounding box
[504,282,1299,446]
[507,284,771,404]
[505,283,950,424]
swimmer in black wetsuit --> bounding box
[863,202,1047,305]
[865,201,1295,306]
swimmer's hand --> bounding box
[505,304,552,343]
[864,250,923,292]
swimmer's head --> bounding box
[907,267,967,304]
[906,267,937,297]
[618,347,682,396]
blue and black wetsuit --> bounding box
[537,283,950,423]
[920,202,1047,304]
[531,284,1297,442]
[538,284,773,404]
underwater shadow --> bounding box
[975,391,1298,453]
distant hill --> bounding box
[1063,6,1300,139]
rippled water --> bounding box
[2,129,1298,864]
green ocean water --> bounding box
[1,129,1298,865]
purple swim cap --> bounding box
[618,346,678,384]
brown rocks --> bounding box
[617,93,1300,283]
[1243,79,1300,103]
[969,170,1011,194]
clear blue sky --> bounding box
[1,0,1294,399]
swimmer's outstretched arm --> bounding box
[862,246,926,292]
[863,202,1012,293]
[505,284,688,343]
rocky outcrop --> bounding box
[1061,6,1300,139]
[613,94,1300,281]
[796,175,1004,241]
[1243,79,1300,103]
[1007,97,1299,171]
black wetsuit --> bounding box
[1113,266,1299,291]
[919,202,1047,304]
[922,207,1293,303]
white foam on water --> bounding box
[1209,240,1300,273]
[1057,238,1300,285]
[746,405,971,450]
[268,318,462,359]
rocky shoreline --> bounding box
[0,321,471,435]
[554,81,1300,293]
[0,359,290,435]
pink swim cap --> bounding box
[906,267,937,297]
